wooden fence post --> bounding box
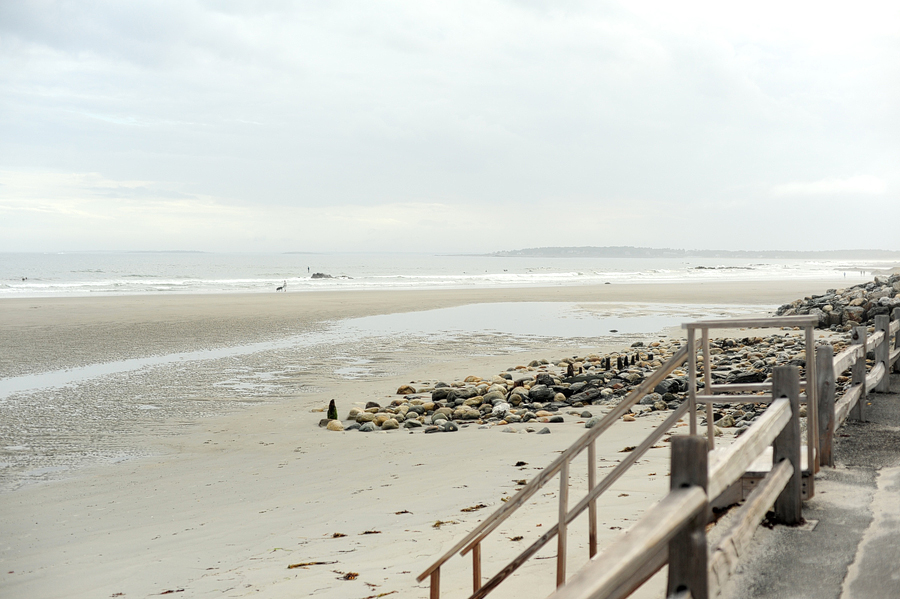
[430,568,440,599]
[587,440,598,559]
[667,436,708,599]
[688,328,698,436]
[850,326,867,422]
[772,366,802,525]
[702,329,714,450]
[816,344,835,468]
[875,315,890,392]
[557,459,569,588]
[893,308,900,374]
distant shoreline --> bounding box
[485,246,900,260]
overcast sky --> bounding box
[1,1,898,253]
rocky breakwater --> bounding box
[776,274,900,330]
[320,330,836,436]
[317,341,682,434]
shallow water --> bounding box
[0,302,760,399]
[0,301,768,491]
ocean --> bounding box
[0,251,886,298]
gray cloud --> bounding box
[1,1,898,251]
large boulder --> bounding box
[825,310,843,327]
[639,392,662,406]
[843,306,866,323]
[535,373,555,387]
[727,370,767,384]
[431,387,456,401]
[569,387,603,404]
[620,372,643,384]
[654,379,682,395]
[809,307,826,327]
[529,384,557,403]
[453,387,480,400]
[483,390,507,404]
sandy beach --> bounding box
[0,279,844,599]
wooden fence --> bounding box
[418,308,900,599]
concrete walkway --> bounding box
[719,372,900,599]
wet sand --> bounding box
[0,279,832,378]
[0,279,840,599]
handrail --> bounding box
[833,343,865,375]
[696,394,774,404]
[708,459,793,596]
[548,367,803,599]
[419,309,899,599]
[708,382,771,393]
[417,342,695,583]
[465,403,691,599]
[867,330,885,349]
[707,398,791,499]
[835,384,864,428]
[460,351,691,556]
[564,403,690,539]
[686,314,818,499]
[865,362,886,392]
[547,487,708,599]
[682,315,818,329]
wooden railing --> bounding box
[418,308,900,599]
[817,309,900,466]
[417,342,698,598]
[683,315,819,499]
[548,366,804,599]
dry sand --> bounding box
[0,279,841,599]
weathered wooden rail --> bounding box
[418,308,900,599]
[549,365,805,599]
[818,309,900,465]
[417,343,698,598]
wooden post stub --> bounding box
[816,345,836,468]
[850,326,867,422]
[893,308,900,374]
[875,315,890,392]
[667,435,709,599]
[772,366,802,525]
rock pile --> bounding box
[322,329,850,435]
[776,274,900,330]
